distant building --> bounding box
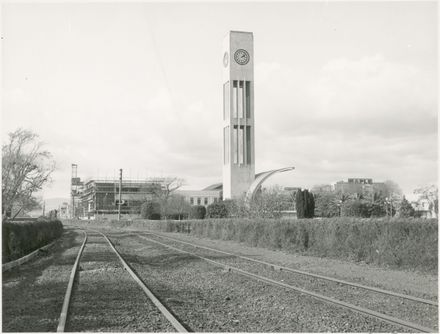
[412,199,436,218]
[176,183,222,207]
[335,178,387,199]
[78,178,167,219]
[310,184,334,193]
[59,202,69,219]
[283,186,301,193]
[176,191,221,208]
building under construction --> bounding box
[78,178,169,219]
[71,164,223,219]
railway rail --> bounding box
[132,232,436,333]
[56,229,188,332]
[147,231,437,305]
[7,225,434,332]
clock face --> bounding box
[234,49,250,65]
[223,52,229,67]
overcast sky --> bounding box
[2,1,438,200]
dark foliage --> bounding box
[296,189,315,218]
[342,199,372,218]
[206,201,229,218]
[314,192,339,217]
[189,205,206,219]
[140,201,161,220]
[2,218,63,262]
[399,196,416,218]
[65,217,438,272]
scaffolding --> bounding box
[78,177,170,218]
[71,164,84,218]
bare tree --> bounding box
[2,129,56,220]
[247,185,292,218]
[165,194,191,220]
[149,177,185,219]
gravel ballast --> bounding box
[65,231,176,332]
[112,232,413,332]
[4,224,436,332]
[150,230,438,300]
[143,232,438,330]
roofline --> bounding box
[224,30,253,37]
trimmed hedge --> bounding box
[2,218,64,263]
[64,217,437,272]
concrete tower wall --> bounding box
[222,31,255,199]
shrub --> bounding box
[250,187,291,218]
[64,216,438,272]
[140,201,161,220]
[150,217,437,272]
[206,201,228,218]
[166,213,189,220]
[342,199,371,217]
[190,205,206,219]
[314,192,339,217]
[398,197,416,217]
[370,201,387,217]
[162,194,191,220]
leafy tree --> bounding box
[306,190,315,218]
[335,192,351,217]
[295,189,315,218]
[314,191,339,217]
[398,196,415,218]
[149,177,184,218]
[384,193,402,217]
[140,201,161,220]
[189,205,206,219]
[342,199,371,217]
[248,186,292,219]
[370,192,387,217]
[162,194,190,220]
[206,201,228,218]
[2,129,55,220]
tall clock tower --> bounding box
[222,31,255,199]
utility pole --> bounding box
[118,168,122,221]
[389,194,393,218]
[71,195,75,219]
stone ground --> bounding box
[3,225,437,332]
[149,230,438,300]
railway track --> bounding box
[129,231,436,333]
[147,232,437,305]
[56,229,188,332]
[9,225,431,332]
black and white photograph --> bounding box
[1,1,438,332]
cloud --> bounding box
[254,55,437,194]
[255,55,436,139]
[309,54,436,136]
[5,54,436,198]
[255,61,282,82]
